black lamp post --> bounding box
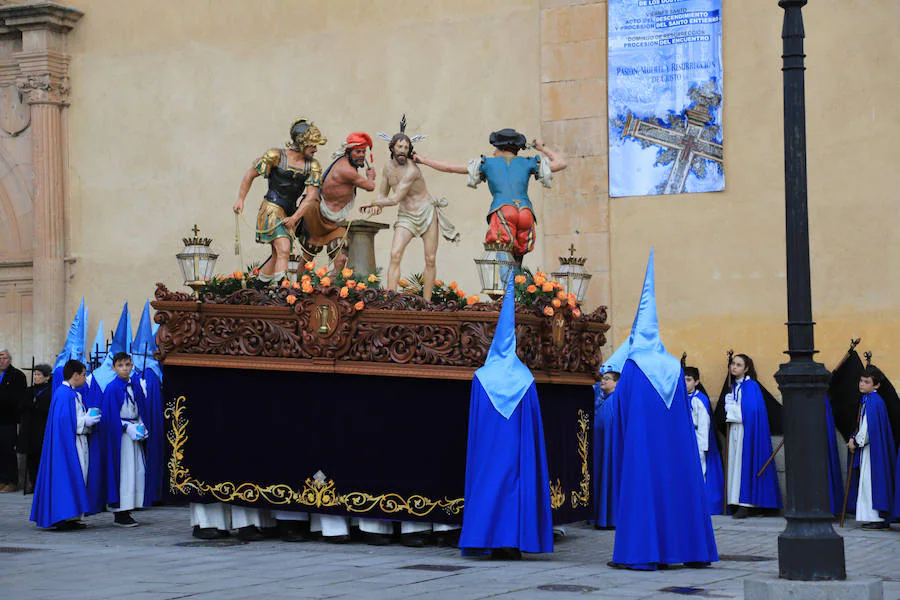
[773,0,845,581]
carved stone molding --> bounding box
[15,50,71,105]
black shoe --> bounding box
[277,520,311,543]
[594,524,615,530]
[731,507,750,519]
[685,562,711,568]
[490,547,522,560]
[860,521,890,531]
[236,526,265,542]
[400,532,432,548]
[434,530,461,548]
[362,532,394,546]
[192,526,228,540]
[113,512,139,528]
[54,520,87,531]
[748,507,765,518]
[260,526,280,539]
[323,534,351,544]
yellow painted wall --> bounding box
[609,0,900,395]
[62,0,543,343]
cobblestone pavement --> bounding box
[1,494,897,599]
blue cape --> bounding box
[141,369,165,505]
[459,379,553,554]
[88,375,150,510]
[30,384,93,528]
[736,378,782,508]
[592,385,617,527]
[611,361,718,567]
[823,396,844,515]
[694,390,725,515]
[851,392,895,515]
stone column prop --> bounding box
[343,220,389,276]
[1,3,82,362]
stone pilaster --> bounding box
[0,2,82,362]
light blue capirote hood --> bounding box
[53,298,88,372]
[91,302,132,392]
[89,319,105,372]
[132,300,162,381]
[474,273,534,419]
[625,249,682,408]
[600,339,630,375]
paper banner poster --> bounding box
[608,0,725,197]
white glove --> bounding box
[84,413,102,427]
[724,393,741,423]
[125,423,145,441]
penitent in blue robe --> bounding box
[736,379,782,508]
[30,385,93,528]
[847,392,895,517]
[611,360,718,568]
[592,386,617,528]
[458,378,553,554]
[88,375,151,510]
[823,397,844,515]
[141,369,165,505]
[695,390,725,515]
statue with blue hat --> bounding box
[608,250,718,570]
[458,273,553,559]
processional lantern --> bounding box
[474,242,517,301]
[552,244,592,303]
[176,224,218,296]
[288,254,301,283]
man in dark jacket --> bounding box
[18,364,52,494]
[0,348,27,492]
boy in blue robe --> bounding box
[30,360,101,530]
[848,366,895,530]
[91,352,151,527]
[609,250,718,570]
[685,366,725,516]
[459,274,553,559]
[133,301,165,506]
[593,369,619,529]
[724,354,782,518]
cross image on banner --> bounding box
[608,0,724,198]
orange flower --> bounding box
[434,279,443,287]
[552,280,562,290]
[526,284,537,293]
[567,297,577,308]
[341,267,354,278]
[567,293,576,303]
[466,295,479,305]
[514,274,527,285]
[320,276,332,287]
[456,289,465,298]
[356,282,367,290]
[536,270,547,279]
[252,268,260,276]
[280,279,291,288]
[301,282,313,293]
[339,286,349,298]
[347,280,357,289]
[233,270,244,280]
[557,290,568,300]
[286,294,297,305]
[552,298,561,308]
[354,301,365,311]
[368,274,379,283]
[449,281,458,290]
[398,279,409,287]
[291,281,301,290]
[541,282,554,293]
[315,267,327,277]
[304,261,315,271]
[301,274,311,283]
[543,306,555,317]
[533,275,546,286]
[572,308,582,318]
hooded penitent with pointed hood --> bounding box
[133,300,164,505]
[51,299,88,395]
[610,250,718,570]
[592,343,627,529]
[88,320,105,374]
[459,274,553,556]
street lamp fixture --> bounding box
[176,224,218,296]
[474,242,516,300]
[551,244,592,303]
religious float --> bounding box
[153,227,608,526]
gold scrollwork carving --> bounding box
[166,395,463,517]
[550,478,565,509]
[570,408,591,508]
